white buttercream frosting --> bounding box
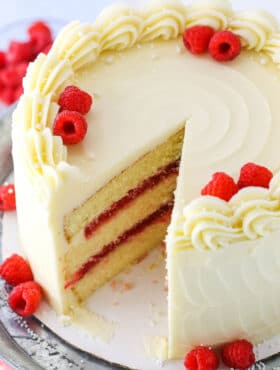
[13,0,280,202]
[172,176,280,251]
[186,0,232,30]
[96,5,142,51]
[229,10,278,51]
[140,1,186,41]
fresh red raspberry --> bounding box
[13,85,24,101]
[28,21,52,55]
[0,360,14,370]
[0,51,6,69]
[209,30,241,62]
[0,184,16,211]
[58,86,93,115]
[0,86,16,105]
[0,67,19,87]
[15,62,29,80]
[184,346,219,370]
[0,62,28,88]
[8,281,41,317]
[221,339,255,370]
[201,172,238,201]
[183,25,215,55]
[237,162,273,189]
[6,40,33,64]
[42,42,53,55]
[0,254,33,286]
[53,110,88,145]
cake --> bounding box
[11,0,280,362]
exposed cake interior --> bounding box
[64,127,184,301]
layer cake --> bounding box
[11,0,280,360]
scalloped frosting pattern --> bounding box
[172,178,280,251]
[12,0,280,195]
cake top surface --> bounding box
[11,0,280,215]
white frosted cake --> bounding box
[11,0,280,361]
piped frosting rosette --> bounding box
[173,177,280,251]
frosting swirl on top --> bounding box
[229,10,278,51]
[51,22,101,70]
[186,0,232,30]
[140,1,186,42]
[263,34,280,63]
[172,179,280,251]
[95,5,142,51]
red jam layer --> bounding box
[84,159,179,239]
[65,202,173,289]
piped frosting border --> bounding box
[171,171,280,251]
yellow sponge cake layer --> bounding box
[71,203,171,302]
[65,161,178,279]
[64,128,184,241]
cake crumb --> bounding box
[160,242,166,257]
[135,252,149,265]
[176,45,183,54]
[260,56,268,65]
[147,262,158,271]
[104,55,114,64]
[124,282,134,291]
[110,278,135,293]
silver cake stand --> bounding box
[1,107,280,370]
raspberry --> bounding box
[209,30,241,62]
[6,40,33,64]
[28,21,52,55]
[8,281,41,317]
[14,85,24,101]
[58,86,93,115]
[42,42,53,55]
[15,62,29,80]
[0,51,6,69]
[221,339,255,370]
[183,25,215,55]
[0,254,33,286]
[53,110,88,145]
[237,162,273,189]
[0,360,14,370]
[0,86,16,105]
[0,62,28,88]
[0,184,16,210]
[201,172,239,201]
[184,346,219,370]
[201,172,238,201]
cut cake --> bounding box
[11,0,280,360]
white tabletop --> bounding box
[1,0,280,27]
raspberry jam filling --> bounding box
[65,202,173,289]
[84,159,179,239]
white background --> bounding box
[1,0,280,29]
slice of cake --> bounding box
[11,0,280,361]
